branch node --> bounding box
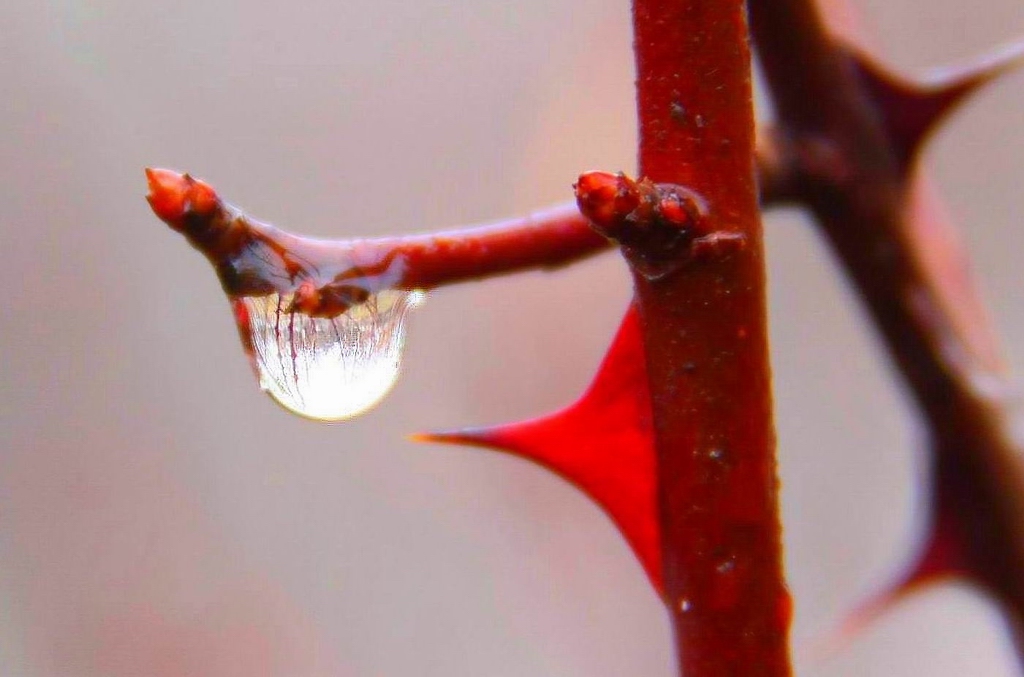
[574,170,720,280]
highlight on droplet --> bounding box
[235,289,425,421]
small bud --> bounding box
[574,171,640,235]
[657,191,698,229]
[145,168,220,231]
[187,175,219,217]
[572,170,723,278]
[145,168,188,226]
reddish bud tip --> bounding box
[658,192,697,229]
[145,167,220,230]
[574,171,640,234]
[145,168,188,224]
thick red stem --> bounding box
[629,1,792,675]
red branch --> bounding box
[143,1,1024,672]
[748,0,1024,667]
[145,155,795,311]
[627,0,793,675]
[145,168,606,312]
[416,305,662,590]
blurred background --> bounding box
[1,0,1023,675]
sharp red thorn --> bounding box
[803,503,970,663]
[926,39,1024,92]
[849,39,1024,170]
[803,566,961,666]
[410,427,511,449]
[412,305,663,592]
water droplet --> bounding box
[679,598,692,612]
[236,289,424,421]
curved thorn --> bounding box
[804,496,969,662]
[848,39,1024,170]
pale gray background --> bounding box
[1,0,1023,675]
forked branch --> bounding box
[143,0,1024,673]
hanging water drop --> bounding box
[234,289,424,421]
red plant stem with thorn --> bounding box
[144,0,1024,671]
[749,0,1024,667]
[628,0,792,675]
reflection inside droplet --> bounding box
[236,289,424,421]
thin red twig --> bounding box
[145,148,795,315]
[146,168,607,315]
